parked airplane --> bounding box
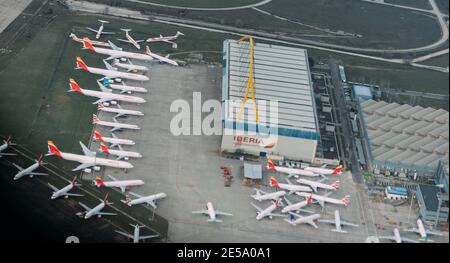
[112,59,149,72]
[94,175,144,193]
[0,136,16,158]
[251,200,285,221]
[68,78,146,105]
[93,114,140,132]
[285,212,321,228]
[86,20,115,39]
[77,193,117,219]
[281,195,313,214]
[12,155,48,180]
[46,141,133,172]
[99,142,142,161]
[97,103,144,118]
[378,228,419,243]
[404,219,444,241]
[145,46,178,66]
[93,130,135,148]
[270,177,312,194]
[69,33,110,47]
[304,164,343,175]
[49,176,84,200]
[251,189,286,202]
[267,159,320,178]
[297,192,350,208]
[318,210,359,233]
[192,202,233,222]
[115,224,158,243]
[75,56,149,82]
[121,192,167,208]
[146,31,184,48]
[99,78,148,94]
[81,38,155,62]
[118,29,144,49]
[296,178,340,192]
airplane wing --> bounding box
[115,230,133,239]
[86,27,99,33]
[426,230,444,237]
[108,41,122,51]
[0,152,17,156]
[79,142,96,157]
[269,213,287,218]
[215,211,233,217]
[12,163,24,171]
[146,200,157,209]
[191,210,208,215]
[30,172,48,176]
[140,234,159,240]
[105,55,121,61]
[117,39,130,43]
[96,80,113,93]
[93,98,112,105]
[48,183,59,192]
[65,193,84,197]
[128,192,143,199]
[98,212,118,216]
[78,202,92,212]
[250,203,263,212]
[135,40,145,43]
[110,127,121,133]
[115,112,125,118]
[283,196,293,206]
[401,237,419,243]
[101,31,115,35]
[161,39,175,45]
[318,219,336,225]
[103,60,117,71]
[72,162,95,171]
[308,221,319,229]
[115,155,125,161]
[340,220,359,227]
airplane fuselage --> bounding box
[85,66,149,82]
[97,179,144,189]
[79,88,146,104]
[114,62,149,72]
[256,203,277,220]
[296,178,337,192]
[93,136,135,146]
[85,202,105,219]
[59,152,133,170]
[290,214,321,226]
[276,182,312,193]
[99,106,144,117]
[281,199,309,213]
[89,47,154,62]
[109,83,148,94]
[52,184,74,199]
[253,191,286,202]
[272,165,318,177]
[297,192,349,207]
[127,193,167,206]
[14,162,39,180]
[96,120,140,130]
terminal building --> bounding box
[220,39,319,162]
[358,99,449,175]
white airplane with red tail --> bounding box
[251,189,286,202]
[296,178,340,193]
[251,200,285,221]
[46,141,133,172]
[285,212,321,228]
[13,155,48,180]
[93,130,135,148]
[122,192,167,209]
[48,176,84,200]
[112,59,149,72]
[146,31,184,48]
[81,38,154,62]
[77,193,117,219]
[94,175,144,193]
[117,29,144,50]
[267,159,320,178]
[192,202,233,223]
[0,136,16,158]
[99,142,142,161]
[97,103,144,118]
[69,33,111,47]
[305,164,343,175]
[281,195,313,214]
[297,192,350,208]
[68,78,146,105]
[75,57,149,82]
[270,177,312,194]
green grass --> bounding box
[436,0,449,14]
[421,54,449,67]
[384,0,431,9]
[129,0,261,8]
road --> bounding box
[125,0,273,11]
[65,0,448,73]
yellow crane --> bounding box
[236,35,259,124]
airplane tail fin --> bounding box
[176,31,184,36]
[97,103,105,109]
[82,37,95,52]
[341,195,350,206]
[94,176,106,187]
[69,79,83,94]
[69,33,77,39]
[4,136,16,145]
[100,142,110,154]
[307,194,313,205]
[120,28,131,33]
[145,46,151,55]
[267,159,276,172]
[331,180,340,190]
[103,192,109,203]
[92,114,100,124]
[71,176,78,186]
[94,130,105,143]
[270,176,280,189]
[47,141,62,158]
[36,154,46,166]
[75,57,89,72]
[333,165,343,174]
[98,19,109,24]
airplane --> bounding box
[115,224,158,243]
[251,200,285,221]
[97,103,144,118]
[94,175,144,193]
[68,78,146,105]
[296,178,340,193]
[99,78,148,94]
[75,56,149,82]
[93,130,135,148]
[86,20,115,39]
[99,142,142,161]
[0,136,17,158]
[297,192,350,208]
[93,114,140,132]
[192,202,233,223]
[284,212,321,228]
[112,59,149,72]
[304,164,343,175]
[121,192,167,208]
[378,228,419,243]
[48,176,84,200]
[81,38,155,62]
[77,193,117,219]
[46,141,133,172]
[69,33,111,47]
[404,219,444,242]
[251,188,286,202]
[281,195,313,214]
[117,29,144,50]
[270,177,312,194]
[12,155,48,180]
[145,46,178,66]
[146,31,184,48]
[266,159,320,178]
[318,210,359,233]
